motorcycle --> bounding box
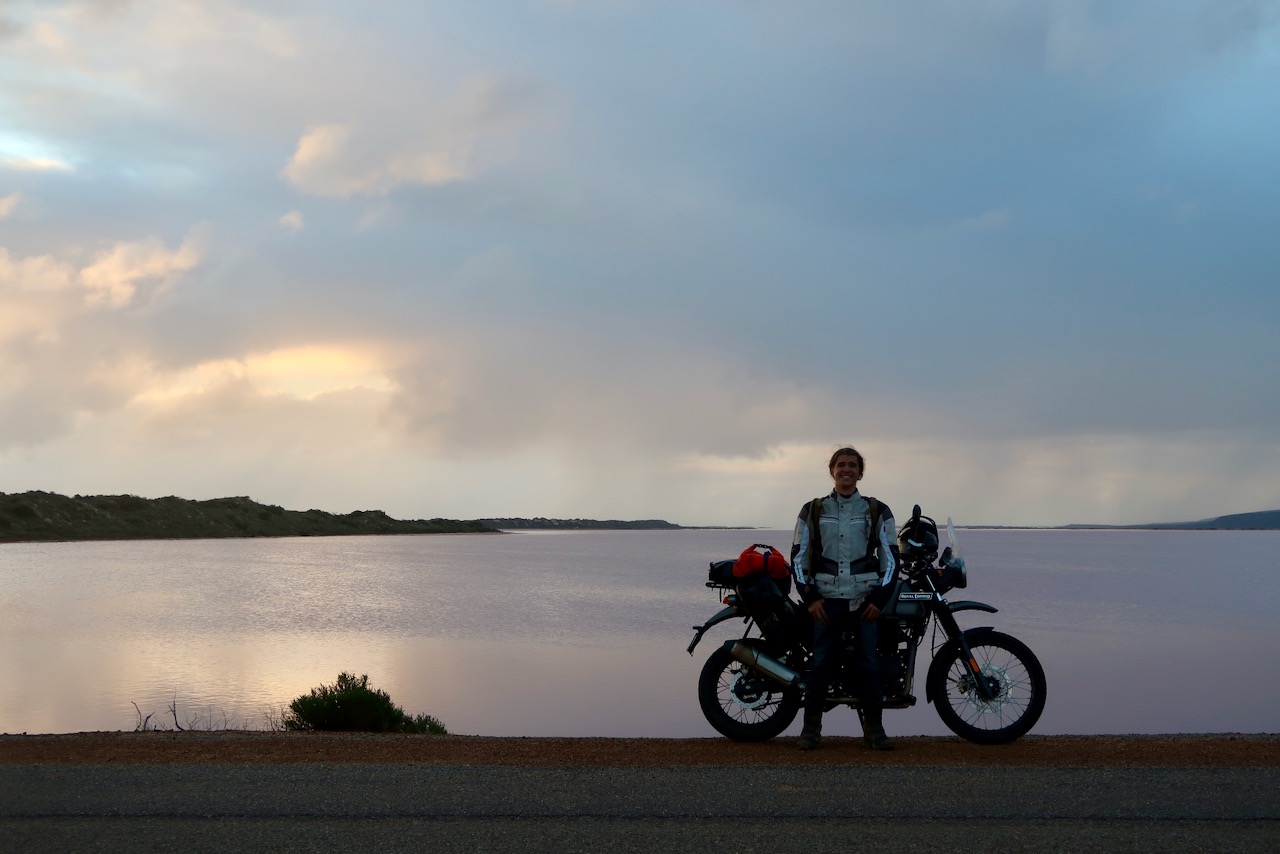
[687,506,1046,745]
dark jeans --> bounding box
[804,598,883,716]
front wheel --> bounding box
[927,629,1046,745]
[698,640,801,741]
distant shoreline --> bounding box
[0,491,731,544]
[2,490,1277,544]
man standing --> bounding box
[790,446,898,751]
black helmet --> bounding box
[898,508,939,560]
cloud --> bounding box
[281,77,546,198]
[0,1,1276,528]
[864,430,1280,528]
[1,232,205,314]
[79,232,204,308]
[11,0,298,71]
[282,120,464,198]
[2,156,73,172]
[0,192,19,218]
[281,122,470,198]
[136,345,396,404]
[0,227,209,449]
[378,321,828,462]
[0,220,399,457]
[278,210,304,233]
[0,248,76,296]
[0,0,305,185]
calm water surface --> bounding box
[1,529,1277,737]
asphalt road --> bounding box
[2,763,1277,852]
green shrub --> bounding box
[282,672,447,734]
[112,495,149,512]
[6,503,36,519]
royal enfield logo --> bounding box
[898,592,933,601]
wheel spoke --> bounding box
[928,632,1046,744]
[699,642,801,740]
[717,665,784,724]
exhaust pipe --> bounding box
[728,641,801,687]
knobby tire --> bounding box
[697,640,801,742]
[927,629,1046,745]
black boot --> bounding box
[860,707,894,751]
[797,708,823,751]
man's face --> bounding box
[830,454,863,494]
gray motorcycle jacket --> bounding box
[790,490,898,609]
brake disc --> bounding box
[728,670,771,710]
[958,666,1012,712]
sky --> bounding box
[1,0,1278,528]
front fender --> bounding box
[948,600,998,615]
[687,605,742,655]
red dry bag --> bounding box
[733,544,790,579]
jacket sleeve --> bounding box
[790,501,822,604]
[864,506,899,610]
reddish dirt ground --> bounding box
[1,732,1276,767]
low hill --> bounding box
[0,491,494,543]
[1064,509,1280,531]
[1147,509,1280,530]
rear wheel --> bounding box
[698,640,801,741]
[927,630,1046,745]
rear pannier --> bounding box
[705,544,799,652]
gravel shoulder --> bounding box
[2,731,1276,766]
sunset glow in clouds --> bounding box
[2,1,1278,527]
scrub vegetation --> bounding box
[282,672,447,734]
[0,491,495,542]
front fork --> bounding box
[931,599,997,701]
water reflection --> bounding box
[1,529,1277,737]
